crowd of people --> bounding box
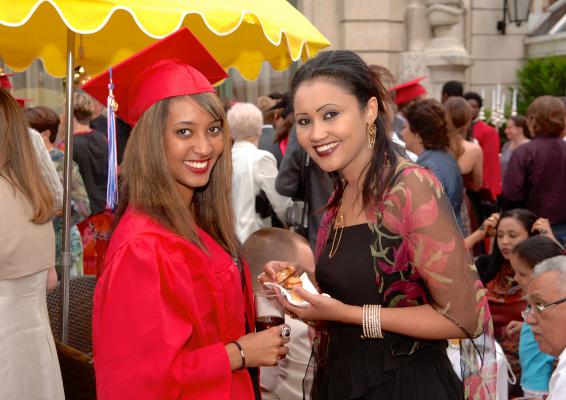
[1,26,566,400]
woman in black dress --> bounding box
[261,51,496,399]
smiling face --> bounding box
[526,271,566,356]
[293,78,377,179]
[496,217,530,260]
[163,96,224,203]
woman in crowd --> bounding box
[444,97,483,237]
[402,98,464,232]
[59,91,110,275]
[503,96,566,245]
[26,106,91,276]
[83,28,289,399]
[474,208,556,396]
[500,115,530,179]
[0,88,64,399]
[510,236,563,399]
[261,50,495,399]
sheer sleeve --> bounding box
[380,165,497,399]
[381,166,484,336]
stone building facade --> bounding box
[298,0,564,106]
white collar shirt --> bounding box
[548,347,566,400]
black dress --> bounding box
[314,224,463,400]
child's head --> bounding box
[243,227,314,292]
[509,236,563,290]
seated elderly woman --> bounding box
[228,102,291,242]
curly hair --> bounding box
[404,99,450,151]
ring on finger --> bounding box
[280,326,291,339]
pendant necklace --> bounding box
[328,193,346,259]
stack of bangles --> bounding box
[361,304,384,339]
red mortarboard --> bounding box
[16,98,32,108]
[390,77,427,106]
[82,28,227,126]
[0,72,13,89]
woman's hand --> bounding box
[284,287,356,325]
[481,213,500,237]
[504,320,523,340]
[532,218,557,241]
[228,325,290,370]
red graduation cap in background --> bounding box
[390,77,427,106]
[0,71,13,89]
[16,98,32,108]
[82,27,228,126]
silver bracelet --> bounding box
[361,304,384,339]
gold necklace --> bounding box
[328,197,345,259]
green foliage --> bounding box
[516,56,566,115]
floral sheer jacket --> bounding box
[314,161,497,400]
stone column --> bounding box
[423,0,472,100]
[398,0,430,86]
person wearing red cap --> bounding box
[0,70,13,90]
[83,28,289,400]
[389,77,427,161]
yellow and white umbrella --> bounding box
[0,0,330,79]
[0,0,330,343]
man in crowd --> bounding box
[464,91,501,214]
[525,255,566,399]
[441,80,463,104]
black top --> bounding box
[72,130,108,216]
[314,224,462,400]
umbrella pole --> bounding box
[60,29,75,344]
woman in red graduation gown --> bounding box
[83,28,290,400]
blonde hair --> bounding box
[73,92,98,124]
[227,102,263,139]
[0,88,54,223]
[116,92,239,256]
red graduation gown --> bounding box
[472,120,502,201]
[93,208,256,399]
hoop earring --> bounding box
[367,123,377,149]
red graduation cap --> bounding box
[390,77,427,106]
[0,72,13,89]
[82,27,228,126]
[15,98,32,108]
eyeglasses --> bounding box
[521,296,566,320]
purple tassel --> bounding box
[106,67,118,210]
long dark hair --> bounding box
[476,208,537,284]
[290,50,401,210]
